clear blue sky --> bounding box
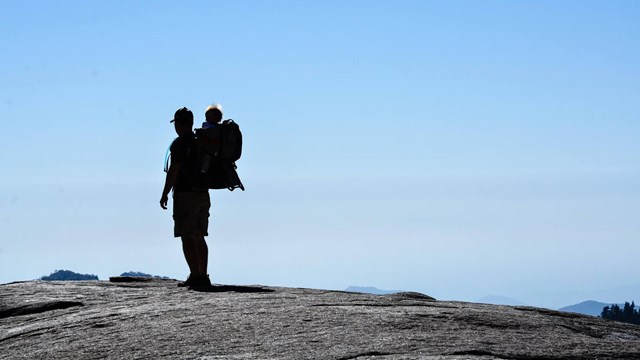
[1,1,638,309]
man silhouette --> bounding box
[160,107,212,289]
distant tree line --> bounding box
[41,270,98,281]
[120,271,169,279]
[601,302,640,325]
[39,270,169,281]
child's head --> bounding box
[205,104,223,124]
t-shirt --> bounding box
[169,133,203,193]
[201,121,218,130]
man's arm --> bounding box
[160,162,182,210]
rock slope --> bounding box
[2,279,640,359]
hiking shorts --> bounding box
[172,191,210,238]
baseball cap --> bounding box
[170,107,194,124]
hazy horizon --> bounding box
[1,1,638,311]
[8,268,640,310]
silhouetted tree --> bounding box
[601,302,640,325]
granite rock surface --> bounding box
[2,279,640,359]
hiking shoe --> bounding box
[177,274,197,288]
[200,274,212,287]
[189,274,213,290]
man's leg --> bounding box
[181,234,210,288]
[181,235,200,277]
[195,236,208,277]
[194,191,211,284]
[174,192,199,284]
[177,191,211,288]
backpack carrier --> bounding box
[193,119,244,191]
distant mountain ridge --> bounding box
[559,301,611,316]
[531,282,640,310]
[476,295,527,306]
[345,286,404,295]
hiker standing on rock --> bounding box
[160,107,212,289]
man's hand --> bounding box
[160,193,169,210]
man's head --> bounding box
[205,104,223,124]
[170,107,194,135]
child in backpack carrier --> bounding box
[196,104,223,174]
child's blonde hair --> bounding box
[205,104,223,124]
